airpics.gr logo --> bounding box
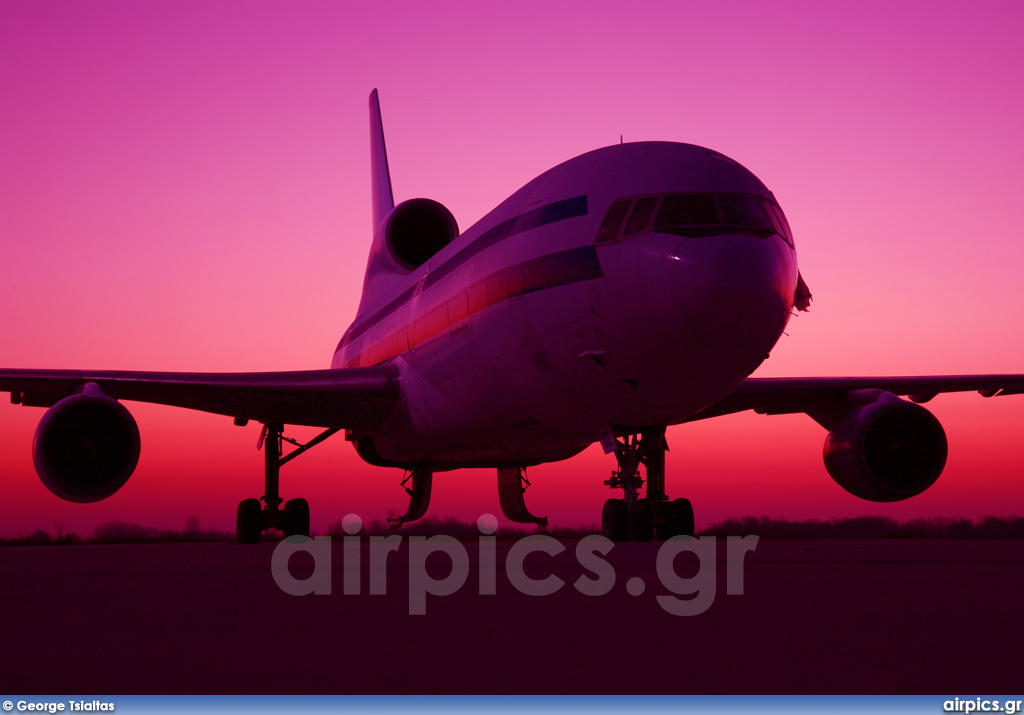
[270,514,759,615]
[943,698,1024,713]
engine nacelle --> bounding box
[33,383,140,503]
[823,391,947,502]
[385,198,459,270]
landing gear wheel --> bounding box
[602,498,629,541]
[236,498,263,544]
[630,499,655,542]
[282,498,310,538]
[657,497,695,539]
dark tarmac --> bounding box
[0,538,1020,693]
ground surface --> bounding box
[0,538,1019,693]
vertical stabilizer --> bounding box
[370,89,394,230]
[355,89,409,320]
[355,89,458,321]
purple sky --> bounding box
[2,1,1023,537]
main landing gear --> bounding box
[601,428,695,542]
[385,465,549,530]
[497,466,548,529]
[387,466,433,529]
[236,422,341,544]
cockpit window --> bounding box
[596,192,794,247]
[765,201,794,246]
[655,194,718,227]
[596,200,631,244]
[719,194,773,232]
[623,197,658,237]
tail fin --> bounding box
[355,89,408,319]
[370,89,394,231]
[355,89,458,321]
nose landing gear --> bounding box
[601,428,695,541]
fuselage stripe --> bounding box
[423,195,589,291]
[346,245,604,367]
[343,195,589,346]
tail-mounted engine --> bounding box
[33,383,140,503]
[820,390,947,502]
[385,198,458,270]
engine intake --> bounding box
[823,391,947,502]
[33,383,140,503]
[385,198,458,270]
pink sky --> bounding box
[2,0,1023,537]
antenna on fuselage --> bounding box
[620,134,623,145]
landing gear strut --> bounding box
[235,422,340,544]
[387,466,433,529]
[498,466,548,528]
[601,428,694,542]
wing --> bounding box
[0,366,400,430]
[685,375,1024,423]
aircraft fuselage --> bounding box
[334,142,798,469]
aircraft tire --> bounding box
[657,497,695,539]
[602,498,629,541]
[283,498,310,538]
[236,498,263,544]
[631,499,655,542]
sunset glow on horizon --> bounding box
[2,0,1023,538]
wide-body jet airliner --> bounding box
[3,90,1022,542]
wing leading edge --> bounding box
[0,366,400,430]
[6,369,1022,431]
[686,375,1024,424]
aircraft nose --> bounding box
[669,234,795,347]
[597,232,796,353]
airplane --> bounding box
[2,89,1023,544]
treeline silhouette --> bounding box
[701,515,1024,539]
[4,514,1024,546]
[2,519,238,546]
[324,516,597,541]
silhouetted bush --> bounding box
[91,521,162,543]
[88,520,235,544]
[26,529,53,545]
